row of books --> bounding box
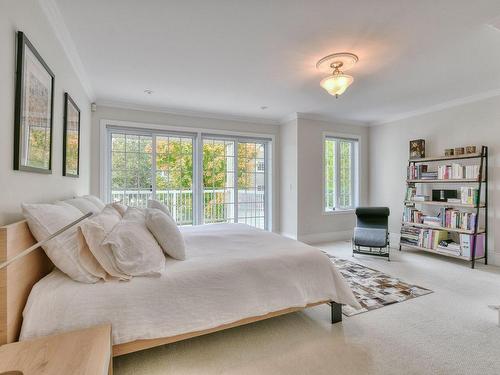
[408,163,480,181]
[439,208,477,230]
[402,207,423,223]
[407,165,438,180]
[436,234,485,258]
[460,187,479,205]
[400,226,420,246]
[400,228,485,258]
[437,164,480,180]
[417,229,448,249]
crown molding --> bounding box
[370,88,500,126]
[39,0,95,101]
[280,112,368,127]
[97,100,281,125]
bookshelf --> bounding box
[399,146,488,268]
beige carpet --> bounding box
[114,241,500,375]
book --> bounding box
[460,233,485,258]
[460,187,479,205]
[413,195,430,201]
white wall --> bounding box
[279,118,298,238]
[369,95,500,265]
[90,105,281,231]
[278,114,369,242]
[295,116,369,243]
[0,0,91,225]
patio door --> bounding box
[202,136,268,229]
[107,127,270,229]
[109,129,194,225]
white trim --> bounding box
[38,0,95,101]
[298,230,352,245]
[322,132,361,212]
[370,88,500,126]
[280,112,369,127]
[97,100,280,126]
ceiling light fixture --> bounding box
[316,52,358,98]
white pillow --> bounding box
[83,195,106,211]
[103,207,165,276]
[147,199,172,218]
[111,202,127,216]
[63,197,100,215]
[146,208,186,260]
[80,222,131,281]
[22,202,100,283]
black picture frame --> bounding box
[63,93,81,177]
[14,31,55,173]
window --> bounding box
[106,126,271,230]
[202,137,267,229]
[324,136,359,211]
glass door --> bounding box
[109,129,194,224]
[202,136,268,229]
[110,131,153,207]
[107,127,270,229]
[202,138,236,224]
[155,135,194,225]
[237,141,266,229]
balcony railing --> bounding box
[111,189,264,227]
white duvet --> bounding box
[20,224,360,345]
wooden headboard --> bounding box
[0,220,52,345]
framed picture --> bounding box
[409,139,425,159]
[63,93,81,177]
[14,31,55,173]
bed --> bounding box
[1,221,359,357]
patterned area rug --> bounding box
[327,254,433,316]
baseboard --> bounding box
[298,230,352,245]
[280,232,297,240]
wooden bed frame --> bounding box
[0,220,342,357]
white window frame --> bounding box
[322,132,360,214]
[100,119,275,230]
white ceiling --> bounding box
[53,0,500,125]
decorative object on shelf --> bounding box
[63,93,81,177]
[454,147,465,155]
[409,139,425,159]
[14,31,55,174]
[444,148,454,156]
[432,189,457,202]
[316,52,358,98]
[466,145,477,154]
[400,145,488,268]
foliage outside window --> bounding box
[109,130,268,229]
[324,136,358,211]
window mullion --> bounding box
[335,139,340,210]
[234,141,239,223]
[152,135,157,201]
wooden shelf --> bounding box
[404,200,485,208]
[409,153,482,163]
[399,242,473,261]
[401,221,485,235]
[407,178,482,184]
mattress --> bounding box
[20,223,360,345]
